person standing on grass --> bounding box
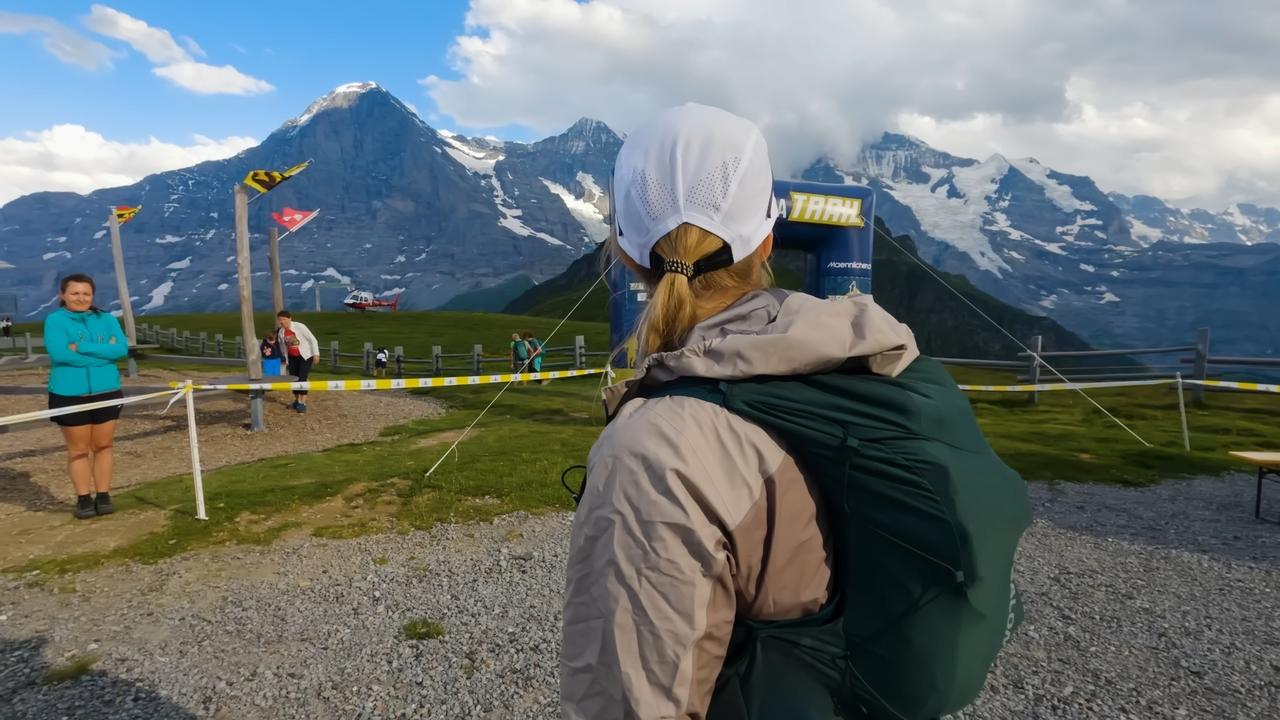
[510,332,531,374]
[374,346,389,378]
[522,331,544,382]
[276,310,319,413]
[44,274,129,519]
[1,315,11,339]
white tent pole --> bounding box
[184,380,208,520]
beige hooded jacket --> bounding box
[561,289,919,720]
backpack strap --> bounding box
[640,377,729,407]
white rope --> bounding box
[425,255,621,477]
[872,225,1152,447]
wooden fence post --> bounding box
[24,332,33,360]
[1026,335,1042,405]
[198,332,208,356]
[182,330,191,352]
[394,345,404,378]
[363,342,374,375]
[330,340,340,372]
[170,328,179,348]
[1192,326,1211,405]
[574,335,586,370]
[473,344,483,375]
[215,333,224,357]
[432,345,442,376]
[234,336,244,359]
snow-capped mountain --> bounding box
[1,86,1275,355]
[805,134,1280,355]
[0,82,619,315]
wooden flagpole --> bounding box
[268,226,285,315]
[107,211,137,345]
[233,184,265,431]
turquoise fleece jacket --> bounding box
[43,307,128,396]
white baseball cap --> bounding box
[612,103,779,272]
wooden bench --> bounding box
[1229,451,1280,523]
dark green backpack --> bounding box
[644,356,1032,720]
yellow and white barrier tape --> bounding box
[0,388,183,428]
[174,367,608,392]
[1187,379,1280,393]
[958,378,1280,394]
[958,379,1174,393]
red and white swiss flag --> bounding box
[271,207,319,233]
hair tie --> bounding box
[662,258,695,279]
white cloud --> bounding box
[81,4,272,96]
[428,0,1280,211]
[0,124,257,204]
[179,35,204,58]
[153,61,274,96]
[0,11,114,69]
[82,4,189,63]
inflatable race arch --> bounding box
[609,180,876,366]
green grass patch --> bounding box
[950,366,1280,485]
[403,618,446,641]
[127,310,608,361]
[5,362,1275,579]
[6,377,606,578]
[41,654,100,685]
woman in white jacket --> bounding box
[275,310,320,413]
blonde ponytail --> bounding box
[607,223,772,358]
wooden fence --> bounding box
[937,327,1278,403]
[134,323,609,376]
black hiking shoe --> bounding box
[94,493,114,516]
[74,495,96,520]
[296,403,307,414]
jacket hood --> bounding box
[604,289,919,414]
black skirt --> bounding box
[48,389,125,427]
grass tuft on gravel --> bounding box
[41,654,100,685]
[403,619,446,641]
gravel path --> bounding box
[0,367,444,518]
[1,474,1277,719]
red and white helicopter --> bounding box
[342,290,400,312]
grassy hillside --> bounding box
[132,310,609,358]
[504,221,1105,363]
[502,248,609,322]
[441,275,536,312]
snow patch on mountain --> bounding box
[1056,216,1103,241]
[1010,158,1097,212]
[288,82,381,129]
[93,230,106,240]
[166,257,192,270]
[140,281,174,311]
[882,157,1011,275]
[318,267,351,285]
[42,251,71,260]
[541,178,609,243]
[156,235,183,244]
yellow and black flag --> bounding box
[114,205,141,225]
[243,161,311,195]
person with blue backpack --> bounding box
[44,273,130,519]
[560,104,1031,719]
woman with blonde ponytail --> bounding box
[561,105,921,719]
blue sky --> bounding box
[0,0,532,142]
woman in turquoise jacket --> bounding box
[44,273,129,519]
